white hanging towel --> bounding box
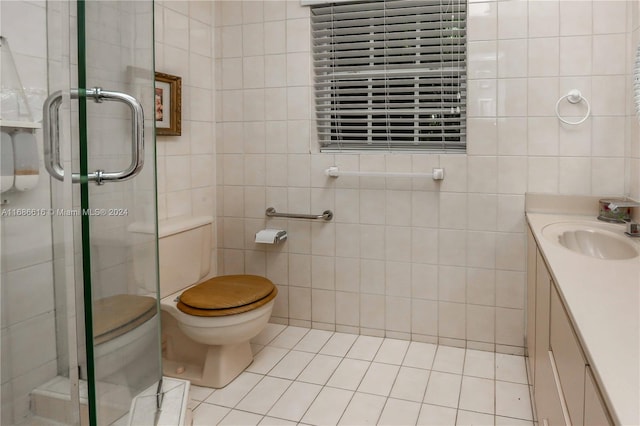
[1,131,14,192]
[12,132,39,191]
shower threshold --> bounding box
[27,376,190,426]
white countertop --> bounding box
[527,213,640,426]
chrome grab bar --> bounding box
[266,207,333,221]
[43,87,145,184]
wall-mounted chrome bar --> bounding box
[43,87,144,185]
[325,166,445,180]
[266,207,333,221]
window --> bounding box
[311,0,467,152]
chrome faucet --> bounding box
[609,200,640,237]
[607,201,640,210]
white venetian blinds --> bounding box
[311,0,467,152]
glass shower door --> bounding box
[73,1,161,424]
[1,0,164,423]
[45,0,162,424]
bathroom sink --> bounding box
[542,222,639,260]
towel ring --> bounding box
[555,89,590,125]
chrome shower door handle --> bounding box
[83,88,145,183]
[43,90,65,181]
[42,87,145,184]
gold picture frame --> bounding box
[154,72,182,136]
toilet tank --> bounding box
[158,216,213,298]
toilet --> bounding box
[81,235,161,386]
[91,294,159,384]
[154,216,277,388]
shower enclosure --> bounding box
[1,1,169,424]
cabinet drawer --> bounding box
[550,284,585,426]
[534,350,566,426]
[534,251,565,426]
[584,366,613,426]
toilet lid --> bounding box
[93,294,156,345]
[177,275,277,316]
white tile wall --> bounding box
[1,2,58,424]
[213,0,637,355]
[155,1,217,277]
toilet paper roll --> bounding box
[255,229,287,244]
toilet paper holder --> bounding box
[255,229,288,244]
[271,230,287,243]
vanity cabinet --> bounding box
[527,228,613,426]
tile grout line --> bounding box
[258,327,345,424]
[451,344,467,426]
[296,331,365,425]
[404,341,436,425]
[250,327,314,420]
[366,338,399,426]
[375,341,413,424]
[494,354,498,426]
[211,324,293,419]
[333,336,383,425]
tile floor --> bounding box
[189,324,534,426]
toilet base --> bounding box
[160,299,275,389]
[163,342,253,388]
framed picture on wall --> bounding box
[155,72,182,136]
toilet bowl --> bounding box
[91,294,159,382]
[160,274,277,388]
[170,274,277,344]
[134,216,277,388]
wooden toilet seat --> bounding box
[177,275,277,317]
[93,294,157,345]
